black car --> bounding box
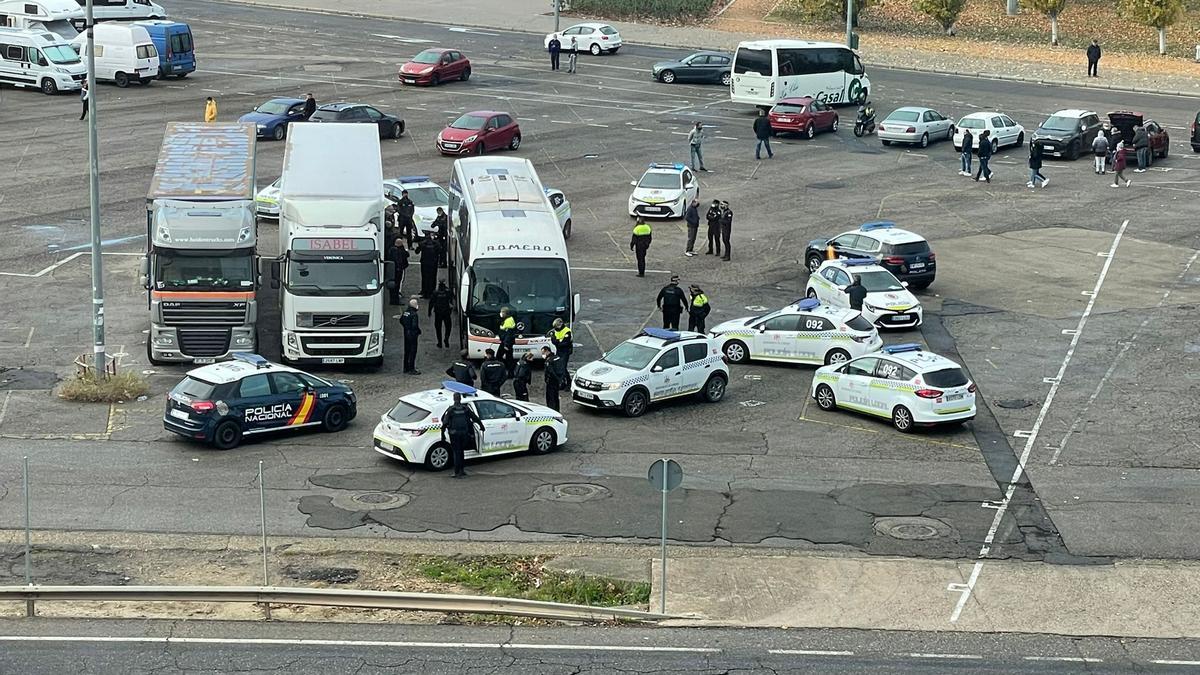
[804,221,936,290]
[1191,110,1199,152]
[651,51,733,86]
[1031,109,1103,160]
[309,103,405,139]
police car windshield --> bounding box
[43,45,80,64]
[255,100,293,115]
[602,341,660,370]
[854,271,904,292]
[406,186,448,208]
[638,173,681,190]
[387,400,430,423]
[451,114,487,130]
[287,261,380,296]
[468,258,569,334]
[155,250,254,291]
[923,367,968,388]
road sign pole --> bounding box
[85,0,107,379]
[23,456,34,617]
[647,458,682,616]
[845,0,854,48]
[554,0,560,33]
[660,461,668,614]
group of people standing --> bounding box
[546,34,579,74]
[630,198,734,277]
[958,123,1144,190]
[656,275,712,333]
[384,190,450,307]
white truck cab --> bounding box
[0,26,84,93]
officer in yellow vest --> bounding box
[688,285,711,333]
[498,307,518,374]
[629,218,653,277]
[549,317,573,377]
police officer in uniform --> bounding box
[445,350,476,387]
[688,285,711,333]
[400,298,422,374]
[512,352,533,402]
[418,236,441,298]
[497,307,517,374]
[656,275,688,330]
[429,280,454,348]
[846,276,868,311]
[549,317,573,377]
[386,238,408,305]
[541,346,564,411]
[705,199,722,256]
[719,201,733,262]
[432,207,449,267]
[479,348,508,396]
[630,218,652,277]
[397,190,416,246]
[441,392,483,478]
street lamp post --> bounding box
[84,0,107,378]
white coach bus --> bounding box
[447,157,579,359]
[730,39,870,108]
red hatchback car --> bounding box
[768,96,839,139]
[399,48,471,86]
[436,111,521,155]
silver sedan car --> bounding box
[878,107,954,148]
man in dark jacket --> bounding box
[429,280,454,348]
[846,276,867,311]
[418,237,440,298]
[959,128,973,176]
[1027,142,1048,188]
[400,299,422,375]
[512,352,533,401]
[548,35,561,71]
[445,351,476,387]
[719,202,733,262]
[303,92,317,119]
[657,275,688,330]
[630,218,652,277]
[1133,125,1149,172]
[753,109,773,160]
[479,348,508,396]
[549,317,573,377]
[441,392,483,478]
[397,190,416,246]
[974,130,993,183]
[687,285,711,333]
[432,207,449,267]
[683,198,700,256]
[705,200,722,256]
[386,238,409,305]
[542,346,564,411]
[1086,40,1101,77]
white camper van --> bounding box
[71,20,157,87]
[71,0,165,22]
[0,26,84,94]
[0,0,80,39]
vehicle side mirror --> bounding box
[651,365,663,373]
[629,180,637,187]
[901,281,910,288]
[572,293,581,314]
[138,256,149,288]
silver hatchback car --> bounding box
[879,107,953,148]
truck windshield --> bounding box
[155,250,253,291]
[468,258,569,335]
[43,45,80,64]
[287,260,380,296]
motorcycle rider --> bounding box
[855,100,876,136]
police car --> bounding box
[383,175,450,237]
[372,381,568,471]
[806,258,923,329]
[804,221,936,289]
[545,186,573,239]
[255,178,281,220]
[810,343,976,432]
[571,328,728,417]
[627,163,700,219]
[163,353,357,450]
[709,298,882,366]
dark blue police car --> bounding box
[164,353,357,449]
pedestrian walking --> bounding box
[657,275,688,330]
[1027,142,1048,189]
[542,346,564,411]
[1092,130,1109,174]
[400,298,422,375]
[630,218,652,277]
[958,127,973,176]
[1133,125,1149,172]
[303,92,317,119]
[432,207,449,267]
[429,280,454,348]
[548,34,561,71]
[397,190,417,246]
[688,122,708,172]
[704,199,722,256]
[79,79,89,121]
[1086,39,1102,78]
[974,130,993,183]
[418,236,440,298]
[497,307,517,373]
[549,317,573,376]
[846,276,867,311]
[386,238,408,305]
[479,348,508,396]
[566,37,578,74]
[445,351,477,387]
[441,392,483,478]
[204,96,217,122]
[719,202,733,261]
[512,352,533,402]
[687,285,710,333]
[753,109,774,160]
[682,198,700,256]
[1111,143,1131,187]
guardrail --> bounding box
[0,585,667,623]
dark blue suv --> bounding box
[164,353,356,449]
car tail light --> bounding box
[883,256,905,265]
[905,127,916,133]
[602,36,609,40]
[928,252,936,260]
[191,400,215,413]
[851,334,872,343]
[914,389,943,399]
[968,383,977,393]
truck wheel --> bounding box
[212,420,243,450]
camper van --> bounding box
[71,20,157,87]
[72,0,164,22]
[0,0,80,39]
[133,19,191,78]
[0,26,84,94]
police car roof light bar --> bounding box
[860,220,896,232]
[641,327,681,342]
[881,343,923,354]
[796,298,821,310]
[442,381,479,396]
[648,163,685,170]
[840,258,877,266]
[397,176,429,183]
[230,353,271,369]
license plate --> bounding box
[909,262,925,270]
[576,391,596,400]
[193,358,215,364]
[169,409,190,421]
[888,315,909,323]
[321,357,345,364]
[404,78,415,84]
[778,117,792,123]
[946,393,964,401]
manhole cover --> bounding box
[531,483,611,503]
[329,492,411,512]
[996,399,1035,409]
[873,516,951,541]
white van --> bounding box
[70,0,165,22]
[0,26,84,94]
[0,0,81,39]
[71,20,157,87]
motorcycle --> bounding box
[853,104,876,137]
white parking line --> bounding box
[768,649,854,656]
[0,636,720,653]
[1152,660,1200,666]
[1024,656,1103,662]
[906,653,983,659]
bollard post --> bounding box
[258,461,271,620]
[23,456,34,617]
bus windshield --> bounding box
[734,47,772,76]
[468,258,569,335]
[154,250,254,291]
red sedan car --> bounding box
[399,48,471,86]
[768,96,839,139]
[436,111,521,155]
[1108,110,1170,165]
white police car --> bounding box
[806,258,923,329]
[546,187,573,239]
[384,175,450,237]
[571,328,728,417]
[628,163,699,219]
[255,178,281,220]
[810,343,976,432]
[373,381,567,471]
[164,353,357,450]
[709,298,882,366]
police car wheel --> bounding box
[815,384,836,411]
[892,406,915,433]
[806,255,824,273]
[212,421,243,450]
[703,374,727,403]
[622,389,648,417]
[322,404,348,433]
[530,427,557,454]
[425,443,451,471]
[723,340,749,364]
[824,349,850,366]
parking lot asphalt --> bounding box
[0,0,1198,569]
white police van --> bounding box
[628,163,699,219]
[709,298,882,366]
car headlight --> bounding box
[257,124,266,129]
[286,332,298,347]
[369,332,380,348]
[464,134,478,143]
[55,67,69,74]
[420,67,434,74]
[233,335,253,347]
[152,335,175,346]
[600,382,622,391]
[864,303,879,312]
[436,132,443,141]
